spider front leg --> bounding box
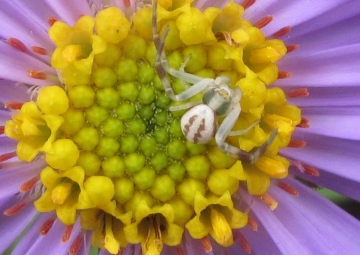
[152,1,214,102]
[215,104,277,164]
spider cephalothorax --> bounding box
[152,1,277,164]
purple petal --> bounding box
[270,178,360,254]
[0,201,38,254]
[19,219,83,255]
[0,1,53,50]
[0,80,31,104]
[0,41,56,86]
[276,44,360,87]
[292,167,360,202]
[287,86,360,107]
[282,132,360,185]
[44,0,93,25]
[244,0,347,35]
[297,107,360,141]
[0,159,43,200]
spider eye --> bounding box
[203,89,232,116]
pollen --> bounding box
[4,1,302,255]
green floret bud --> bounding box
[77,151,101,176]
[118,82,138,102]
[154,127,169,144]
[185,155,211,180]
[138,85,155,104]
[150,151,168,172]
[85,105,109,127]
[102,118,124,137]
[84,176,114,206]
[138,63,155,84]
[96,137,120,157]
[145,43,156,64]
[194,68,216,79]
[185,141,207,155]
[128,119,146,135]
[167,50,183,70]
[96,87,120,109]
[169,197,194,225]
[207,169,239,196]
[102,155,125,178]
[167,139,186,160]
[68,85,95,108]
[155,92,171,109]
[150,175,176,202]
[177,178,206,205]
[125,191,154,213]
[167,163,186,182]
[116,58,138,81]
[182,45,207,73]
[169,119,183,138]
[94,43,121,67]
[154,110,168,126]
[73,126,99,151]
[120,135,139,153]
[139,136,157,156]
[114,177,134,204]
[138,105,154,120]
[124,153,145,174]
[116,102,136,120]
[121,34,147,60]
[134,167,156,190]
[92,67,117,88]
[61,108,85,135]
[152,75,164,91]
[171,79,186,95]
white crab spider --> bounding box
[152,1,277,164]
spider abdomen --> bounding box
[181,104,217,144]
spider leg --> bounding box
[228,120,260,136]
[169,99,202,111]
[215,104,277,164]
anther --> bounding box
[7,38,27,52]
[247,216,258,231]
[241,0,256,9]
[277,181,299,196]
[0,151,17,162]
[69,234,83,255]
[123,0,131,8]
[28,70,47,80]
[0,126,4,135]
[48,16,58,26]
[6,101,24,110]
[287,88,309,98]
[254,16,273,29]
[40,217,56,235]
[288,140,306,148]
[271,26,291,38]
[62,225,74,243]
[257,193,278,210]
[3,200,27,216]
[303,164,320,177]
[31,46,48,55]
[201,236,212,253]
[297,117,310,128]
[278,71,291,79]
[176,247,185,255]
[237,233,252,254]
[286,44,300,54]
[20,177,39,193]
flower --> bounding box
[1,0,360,255]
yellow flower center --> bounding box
[4,1,301,254]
